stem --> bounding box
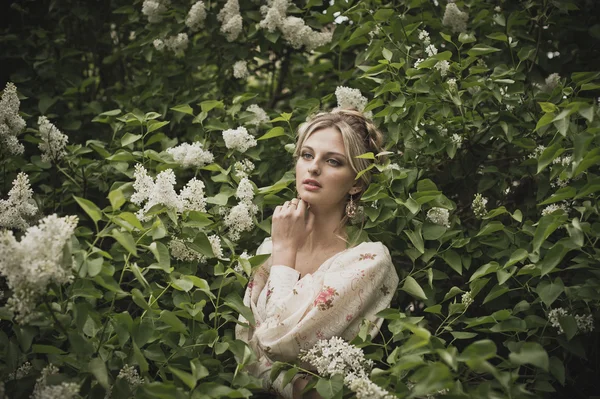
[43,297,68,336]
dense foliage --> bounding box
[1,0,599,398]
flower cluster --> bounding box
[222,126,257,152]
[300,336,373,383]
[32,365,79,399]
[9,361,32,380]
[461,291,474,307]
[0,172,38,230]
[552,155,572,167]
[38,116,68,163]
[335,86,369,113]
[154,33,189,57]
[234,250,250,274]
[130,164,207,221]
[217,0,243,42]
[541,203,567,216]
[447,78,457,91]
[426,207,450,228]
[234,159,255,178]
[235,178,255,203]
[575,314,594,333]
[225,175,258,241]
[169,238,202,262]
[0,82,26,155]
[349,378,395,399]
[246,104,270,126]
[0,214,78,323]
[543,73,561,91]
[166,142,214,168]
[442,2,469,33]
[117,364,145,387]
[472,193,488,218]
[528,145,546,159]
[142,0,171,23]
[548,308,568,333]
[259,0,333,51]
[233,60,249,79]
[450,133,462,148]
[186,1,206,32]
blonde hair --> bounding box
[293,108,385,197]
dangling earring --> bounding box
[345,195,358,218]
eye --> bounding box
[327,159,341,166]
[301,152,313,160]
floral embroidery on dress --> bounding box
[346,314,353,322]
[293,288,298,295]
[313,285,339,310]
[359,253,376,261]
[315,329,325,340]
[380,284,390,295]
[266,286,274,298]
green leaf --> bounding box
[505,249,528,268]
[159,310,187,334]
[32,344,66,354]
[199,100,224,113]
[559,315,578,340]
[315,375,344,399]
[538,102,558,113]
[441,249,462,274]
[538,244,570,276]
[535,112,556,131]
[533,214,567,253]
[461,340,497,361]
[475,221,504,237]
[509,342,549,371]
[402,276,428,300]
[89,357,110,389]
[111,229,138,257]
[170,104,194,115]
[535,278,564,307]
[108,189,126,211]
[147,120,169,133]
[169,366,196,389]
[539,187,576,205]
[467,44,501,56]
[282,368,299,388]
[258,126,286,140]
[74,196,103,223]
[121,133,142,146]
[404,225,424,254]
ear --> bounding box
[348,183,362,196]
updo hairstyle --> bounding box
[293,108,385,198]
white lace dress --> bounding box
[235,238,399,398]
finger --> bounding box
[296,198,307,214]
[290,198,300,206]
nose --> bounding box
[308,160,320,175]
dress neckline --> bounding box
[298,241,367,279]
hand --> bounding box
[272,198,315,253]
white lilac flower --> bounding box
[8,361,32,380]
[208,234,224,259]
[233,60,249,79]
[130,164,183,221]
[425,43,438,57]
[335,86,368,112]
[164,33,189,57]
[548,307,568,333]
[129,31,136,41]
[118,365,145,387]
[300,336,373,384]
[435,60,450,76]
[179,178,207,213]
[528,145,546,159]
[222,126,257,152]
[551,176,570,188]
[442,2,469,33]
[385,163,401,171]
[552,155,572,167]
[234,159,255,179]
[461,291,474,306]
[236,177,255,203]
[32,365,79,399]
[169,238,203,262]
[413,58,424,68]
[259,0,289,32]
[349,378,394,399]
[575,314,594,333]
[110,24,119,45]
[541,203,567,216]
[217,0,243,42]
[186,1,207,32]
[153,39,165,51]
[234,250,250,274]
[447,78,457,91]
[426,207,450,228]
[494,6,502,12]
[450,133,463,148]
[472,193,488,218]
[544,73,561,91]
[142,0,171,23]
[224,201,257,241]
[0,82,26,155]
[0,172,38,230]
[418,29,430,44]
[38,116,68,163]
[246,104,270,126]
[0,214,78,323]
[166,142,214,168]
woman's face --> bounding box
[295,127,362,210]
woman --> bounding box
[235,109,399,398]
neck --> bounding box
[300,203,347,252]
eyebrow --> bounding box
[301,146,347,159]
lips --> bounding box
[302,179,321,187]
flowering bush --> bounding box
[0,0,599,398]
